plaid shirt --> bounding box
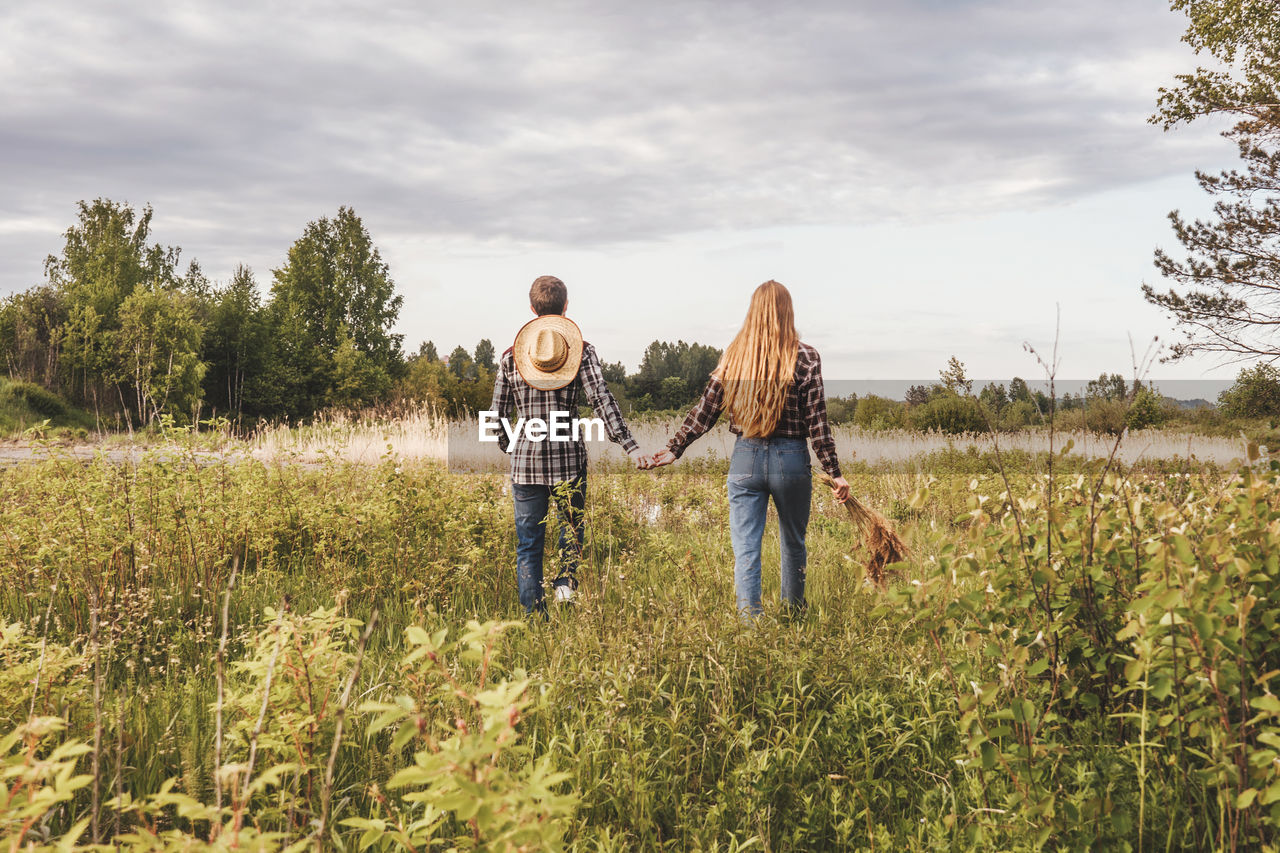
[490,341,639,485]
[667,342,842,479]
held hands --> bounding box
[633,449,845,502]
[632,448,676,470]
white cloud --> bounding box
[2,2,1217,262]
[0,0,1243,379]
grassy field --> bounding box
[3,422,1279,850]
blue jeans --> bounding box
[512,476,586,615]
[727,436,812,613]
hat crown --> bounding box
[530,328,568,372]
[513,314,582,390]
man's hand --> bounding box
[633,453,653,469]
[829,476,850,503]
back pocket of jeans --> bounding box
[777,446,811,478]
[729,448,756,482]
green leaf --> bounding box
[980,740,998,770]
[387,766,432,789]
[1252,694,1280,714]
[1171,534,1195,565]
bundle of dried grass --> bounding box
[816,470,909,588]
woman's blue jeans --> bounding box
[512,476,585,615]
[727,436,812,614]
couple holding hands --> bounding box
[490,275,850,616]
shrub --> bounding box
[892,456,1280,849]
[3,380,70,419]
[906,394,988,434]
[355,619,574,851]
[998,398,1043,429]
[826,394,857,425]
[0,378,95,433]
[853,394,906,430]
[1125,386,1166,430]
[1057,398,1129,434]
[1219,364,1280,419]
[0,717,93,850]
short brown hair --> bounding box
[530,275,567,315]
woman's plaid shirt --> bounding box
[490,342,639,485]
[666,342,842,479]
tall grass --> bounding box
[250,404,448,463]
[0,434,1269,849]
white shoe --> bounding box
[554,585,576,603]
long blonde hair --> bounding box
[716,280,799,437]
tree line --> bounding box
[6,184,1280,435]
[399,337,724,418]
[823,358,1169,435]
[0,199,404,428]
[0,200,729,429]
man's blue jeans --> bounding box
[512,476,586,615]
[727,436,812,613]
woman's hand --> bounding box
[829,476,850,503]
[650,449,677,467]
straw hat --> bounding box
[513,315,584,390]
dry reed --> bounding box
[251,406,447,463]
[816,469,909,588]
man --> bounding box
[490,275,644,615]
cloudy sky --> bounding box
[0,1,1242,389]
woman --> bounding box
[650,280,850,614]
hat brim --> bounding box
[513,315,584,390]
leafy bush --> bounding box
[1219,364,1280,419]
[891,452,1280,849]
[0,610,569,851]
[998,398,1044,429]
[0,717,93,850]
[906,393,988,434]
[3,380,70,419]
[0,378,94,434]
[0,622,89,724]
[1056,397,1129,435]
[826,394,857,425]
[356,620,574,851]
[853,394,906,430]
[1125,386,1166,430]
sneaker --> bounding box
[554,584,576,603]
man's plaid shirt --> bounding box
[666,342,842,479]
[490,342,639,485]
